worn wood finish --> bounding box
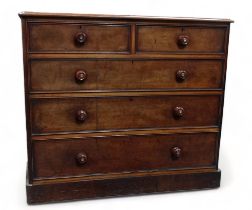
[27,169,221,204]
[19,12,232,204]
[31,95,221,134]
[33,133,217,179]
[30,59,224,91]
[29,90,223,98]
[19,12,233,23]
[137,26,226,53]
[29,23,130,53]
[32,127,219,140]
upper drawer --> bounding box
[31,95,221,134]
[28,23,130,53]
[137,25,226,53]
[30,59,224,92]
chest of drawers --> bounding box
[19,12,232,204]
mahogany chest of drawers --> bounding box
[19,12,232,204]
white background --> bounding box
[0,0,251,209]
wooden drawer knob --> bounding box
[173,106,184,119]
[177,35,189,48]
[75,152,88,165]
[75,70,87,83]
[176,70,187,82]
[171,147,182,159]
[76,110,88,122]
[75,32,87,45]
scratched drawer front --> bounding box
[30,60,224,92]
[33,132,218,179]
[28,23,130,52]
[137,26,226,53]
[31,96,221,134]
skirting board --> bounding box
[26,169,221,204]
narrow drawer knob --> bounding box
[75,32,87,45]
[177,35,189,48]
[76,152,88,165]
[173,106,184,119]
[75,70,87,83]
[171,147,182,159]
[76,110,88,122]
[176,70,187,82]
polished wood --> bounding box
[176,69,188,82]
[29,53,226,59]
[75,70,87,83]
[29,23,130,53]
[33,133,217,179]
[75,109,88,123]
[32,127,220,140]
[29,90,223,98]
[30,59,224,91]
[31,95,221,134]
[19,12,232,204]
[173,106,185,119]
[177,35,190,48]
[75,152,88,166]
[75,32,87,45]
[19,11,233,23]
[137,26,226,53]
[171,147,182,159]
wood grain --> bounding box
[33,133,218,179]
[31,95,221,134]
[27,169,221,204]
[19,12,231,204]
[30,59,224,91]
[137,25,226,53]
[29,23,130,53]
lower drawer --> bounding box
[33,132,218,179]
[31,95,221,134]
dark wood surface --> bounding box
[19,11,233,23]
[31,95,221,134]
[29,23,130,53]
[33,133,217,179]
[19,12,231,204]
[30,59,224,91]
[137,26,226,53]
[27,169,221,204]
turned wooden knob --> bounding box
[176,70,187,82]
[177,35,189,48]
[75,152,88,165]
[171,147,182,159]
[75,32,87,45]
[173,106,184,119]
[76,110,88,122]
[75,70,87,83]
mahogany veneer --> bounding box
[19,12,232,204]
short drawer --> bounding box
[31,95,221,134]
[33,132,218,179]
[28,23,130,52]
[30,60,224,92]
[137,25,226,53]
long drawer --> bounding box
[30,59,224,92]
[31,95,221,134]
[33,132,218,179]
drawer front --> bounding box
[30,60,223,92]
[33,133,218,179]
[29,23,130,52]
[31,96,221,134]
[137,26,226,53]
